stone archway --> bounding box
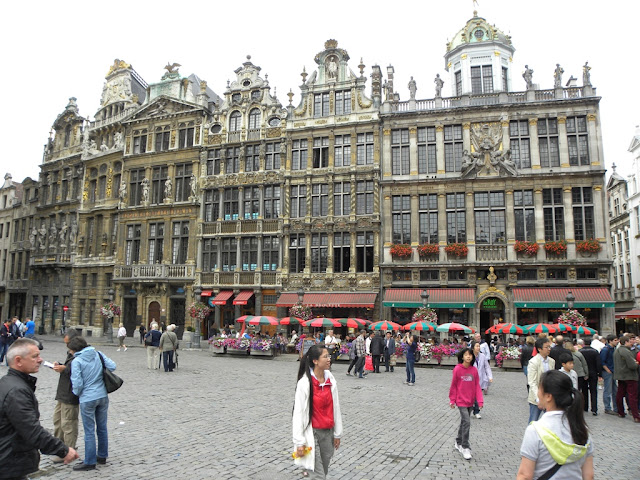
[148,301,161,327]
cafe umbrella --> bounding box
[279,316,304,325]
[436,322,475,334]
[523,323,559,335]
[303,317,342,328]
[248,316,280,326]
[403,321,437,332]
[485,323,526,335]
[335,318,370,328]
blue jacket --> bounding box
[145,330,162,347]
[600,344,615,372]
[406,342,418,361]
[71,347,116,403]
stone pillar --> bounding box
[409,127,418,176]
[501,120,510,151]
[436,125,445,174]
[557,117,569,167]
[462,123,471,161]
[238,186,244,221]
[586,114,600,166]
[505,190,515,261]
[592,185,606,241]
[410,194,419,247]
[382,129,392,177]
[562,187,576,259]
[254,290,262,316]
[437,193,447,262]
[465,191,476,262]
[528,119,541,170]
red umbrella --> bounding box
[335,318,370,328]
[554,323,573,333]
[279,316,304,325]
[235,315,254,323]
[436,322,475,334]
[572,325,597,335]
[369,321,402,331]
[486,323,525,335]
[403,321,437,332]
[524,323,559,334]
[303,318,341,328]
[248,316,279,326]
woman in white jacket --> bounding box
[292,345,343,479]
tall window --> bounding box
[391,129,410,175]
[171,221,189,264]
[291,139,308,170]
[241,237,258,271]
[335,90,351,115]
[333,232,350,273]
[356,132,374,165]
[334,135,351,167]
[290,185,307,218]
[313,137,329,168]
[223,188,239,220]
[311,233,328,273]
[112,173,120,199]
[444,125,463,172]
[514,190,535,241]
[502,67,508,92]
[245,145,260,172]
[455,71,462,96]
[419,194,438,244]
[148,222,164,264]
[151,166,168,204]
[334,182,351,216]
[229,111,242,131]
[289,234,306,273]
[474,192,506,244]
[356,231,374,272]
[204,190,220,222]
[64,125,71,147]
[89,179,97,203]
[471,65,493,94]
[174,163,192,202]
[446,193,466,243]
[543,188,564,241]
[265,142,280,170]
[314,93,329,117]
[243,187,260,219]
[566,116,589,166]
[418,127,437,174]
[263,236,279,271]
[221,238,237,271]
[128,169,145,206]
[225,147,240,174]
[311,184,329,216]
[133,130,147,154]
[263,185,280,219]
[636,206,640,235]
[356,181,373,215]
[392,195,411,244]
[155,126,171,152]
[538,118,559,167]
[572,187,594,240]
[207,149,221,175]
[202,238,218,272]
[125,224,141,265]
[98,176,106,199]
[510,121,531,169]
[248,108,261,129]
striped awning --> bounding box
[615,309,640,319]
[276,292,377,308]
[513,287,614,308]
[233,290,254,305]
[383,288,475,308]
[208,290,233,306]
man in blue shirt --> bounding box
[24,317,36,338]
[600,334,618,414]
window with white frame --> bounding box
[290,185,307,218]
[418,127,437,174]
[263,236,279,271]
[125,224,141,265]
[241,237,258,271]
[263,185,280,219]
[245,145,260,172]
[248,108,261,130]
[311,184,328,216]
[314,93,329,117]
[229,111,242,132]
[566,116,589,166]
[543,188,564,241]
[148,222,164,264]
[474,192,506,244]
[514,190,535,241]
[333,232,350,273]
[265,142,280,170]
[313,137,329,168]
[446,193,466,243]
[471,65,493,94]
[391,129,410,175]
[203,190,220,222]
[291,139,308,170]
[207,149,221,175]
[334,135,351,167]
[171,221,189,264]
[510,121,531,169]
[310,233,328,273]
[392,195,411,244]
[133,130,147,154]
[572,187,594,241]
[174,163,192,202]
[356,132,374,165]
[289,234,306,273]
[356,180,373,215]
[225,147,240,174]
[334,182,351,216]
[419,194,438,244]
[243,186,260,219]
[335,90,351,115]
[221,238,237,271]
[444,125,463,172]
[202,238,218,272]
[155,126,171,152]
[223,188,239,220]
[538,118,560,167]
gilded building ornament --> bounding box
[528,118,538,126]
[435,125,444,132]
[107,59,131,76]
[170,130,176,148]
[587,114,596,122]
[195,127,200,144]
[409,127,417,134]
[383,129,391,136]
[209,134,222,144]
[463,123,471,130]
[357,91,372,109]
[557,117,566,124]
[294,97,307,117]
[266,128,282,138]
[501,121,509,127]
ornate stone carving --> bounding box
[461,123,517,178]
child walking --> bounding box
[449,347,483,460]
[558,352,578,389]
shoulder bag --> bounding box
[98,352,124,393]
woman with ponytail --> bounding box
[292,345,343,478]
[517,369,593,480]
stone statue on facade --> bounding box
[553,64,564,88]
[522,65,534,89]
[118,180,127,201]
[434,74,444,97]
[461,150,475,177]
[164,178,172,201]
[582,62,591,86]
[190,174,198,198]
[59,222,68,250]
[49,223,57,249]
[141,177,150,203]
[100,140,109,152]
[113,131,124,150]
[327,57,338,79]
[408,76,417,100]
[70,222,78,245]
[29,226,37,249]
[38,224,47,251]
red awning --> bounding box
[513,287,614,308]
[200,290,212,297]
[615,309,640,319]
[209,290,233,306]
[233,290,254,305]
[276,292,377,308]
[383,288,475,308]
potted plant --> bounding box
[390,243,413,259]
[226,338,251,354]
[412,307,438,324]
[556,309,586,327]
[495,346,521,368]
[432,344,462,366]
[544,240,567,256]
[514,240,539,256]
[445,243,468,258]
[100,302,121,319]
[417,243,439,258]
[250,339,275,357]
[208,337,227,354]
[289,303,313,322]
[576,239,601,255]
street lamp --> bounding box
[297,288,304,304]
[566,290,575,310]
[193,286,202,349]
[421,289,430,308]
[107,288,115,343]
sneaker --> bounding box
[116,348,121,352]
[408,382,414,386]
[124,347,127,351]
[605,410,617,415]
[97,457,107,464]
[475,413,482,419]
[404,381,409,385]
[462,448,472,460]
[346,372,352,376]
[454,441,462,453]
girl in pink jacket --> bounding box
[449,347,483,460]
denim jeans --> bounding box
[80,396,109,465]
[406,358,415,383]
[528,402,543,424]
[0,343,8,365]
[163,350,174,372]
[602,371,617,413]
[456,407,473,449]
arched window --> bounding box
[248,108,261,129]
[229,111,242,132]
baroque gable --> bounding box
[123,96,205,125]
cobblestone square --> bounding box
[17,338,639,479]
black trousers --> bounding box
[372,354,381,373]
[384,352,394,371]
[347,355,358,373]
[582,376,598,413]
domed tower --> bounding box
[444,11,515,96]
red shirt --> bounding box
[311,375,334,429]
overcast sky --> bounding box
[3,0,639,184]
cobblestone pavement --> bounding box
[10,337,638,479]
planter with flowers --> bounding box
[417,342,433,363]
[556,309,586,327]
[208,337,227,354]
[432,344,463,366]
[250,339,275,357]
[412,307,438,324]
[514,241,539,257]
[226,338,251,355]
[337,342,352,361]
[390,244,413,260]
[544,240,567,257]
[417,243,439,260]
[445,243,468,259]
[101,302,121,319]
[576,239,601,257]
[496,346,521,369]
[289,303,313,322]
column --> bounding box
[592,185,606,240]
[562,187,575,241]
[238,186,244,221]
[436,125,445,174]
[411,194,419,246]
[505,190,515,261]
[462,123,471,161]
[501,120,510,151]
[557,117,569,168]
[437,193,447,262]
[254,290,262,316]
[465,191,476,262]
[586,114,600,166]
[382,129,392,178]
[409,127,418,175]
[528,119,541,170]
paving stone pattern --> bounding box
[14,338,638,479]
